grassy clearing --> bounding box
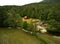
[0,28,60,44]
[37,33,60,44]
[0,28,41,44]
[33,34,48,44]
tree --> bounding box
[22,22,28,30]
[43,0,60,3]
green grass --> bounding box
[34,34,48,44]
[0,28,60,44]
[37,33,60,44]
[0,28,41,44]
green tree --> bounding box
[23,22,28,30]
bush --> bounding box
[22,21,28,30]
[47,27,60,36]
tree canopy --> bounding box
[43,0,60,3]
[0,2,60,34]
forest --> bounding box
[0,1,60,35]
[43,0,60,3]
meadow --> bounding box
[0,28,60,44]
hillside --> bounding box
[43,0,60,3]
[0,2,60,34]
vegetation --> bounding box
[0,0,60,44]
[43,0,60,3]
[0,28,60,44]
[0,1,60,35]
[0,28,41,44]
